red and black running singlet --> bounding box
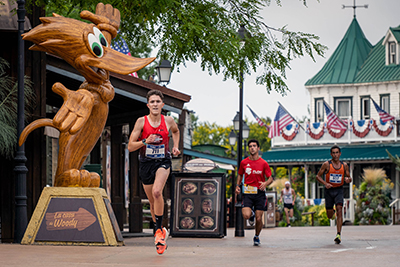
[139,115,170,161]
[325,160,345,188]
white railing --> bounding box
[272,118,397,147]
[389,198,400,225]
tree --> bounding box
[0,57,36,159]
[27,0,326,93]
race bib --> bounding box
[243,184,258,194]
[145,144,165,159]
[329,173,343,184]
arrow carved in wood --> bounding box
[45,208,97,231]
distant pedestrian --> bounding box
[316,145,352,244]
[280,181,296,227]
[236,139,273,246]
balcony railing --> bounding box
[272,118,397,147]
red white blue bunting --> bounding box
[306,122,325,140]
[372,119,393,137]
[327,125,346,138]
[281,123,299,141]
[351,119,372,138]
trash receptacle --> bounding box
[264,191,277,228]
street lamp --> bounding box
[155,59,172,85]
[234,24,249,237]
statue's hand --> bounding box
[52,82,94,134]
[80,3,120,40]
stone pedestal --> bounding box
[22,187,123,246]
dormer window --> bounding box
[389,42,396,64]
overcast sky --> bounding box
[166,0,400,127]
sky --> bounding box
[165,0,400,127]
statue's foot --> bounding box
[55,169,100,187]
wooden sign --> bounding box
[35,198,104,242]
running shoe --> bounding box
[249,209,255,226]
[253,236,260,246]
[334,234,341,244]
[155,228,168,254]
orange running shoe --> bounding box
[154,228,168,255]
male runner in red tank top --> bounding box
[128,89,180,254]
[316,145,351,244]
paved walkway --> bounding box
[1,225,399,266]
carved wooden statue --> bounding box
[19,3,155,187]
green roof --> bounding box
[262,143,400,164]
[390,26,400,42]
[305,18,372,86]
[354,37,400,83]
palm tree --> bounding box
[0,57,35,159]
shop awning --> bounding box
[262,143,400,165]
[183,149,237,167]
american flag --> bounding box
[247,105,269,131]
[371,98,395,122]
[268,105,294,138]
[323,101,347,130]
[111,37,138,78]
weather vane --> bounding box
[342,0,368,18]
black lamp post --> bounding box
[242,121,250,157]
[234,24,250,237]
[155,59,172,85]
[14,0,28,243]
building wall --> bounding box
[307,81,400,122]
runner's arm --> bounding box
[235,174,243,194]
[316,162,332,189]
[292,188,296,204]
[127,117,145,152]
[166,116,180,156]
[344,162,352,183]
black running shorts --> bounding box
[284,203,294,210]
[242,191,266,211]
[139,158,171,185]
[324,187,344,209]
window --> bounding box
[334,97,352,120]
[360,96,370,120]
[381,94,390,113]
[389,42,396,64]
[315,98,324,122]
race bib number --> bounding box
[243,184,258,194]
[145,144,165,159]
[329,173,343,184]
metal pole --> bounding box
[14,0,28,243]
[235,69,244,237]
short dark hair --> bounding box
[330,145,341,153]
[146,89,164,102]
[247,139,260,148]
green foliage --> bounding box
[0,57,36,159]
[302,204,329,226]
[353,168,393,225]
[28,0,326,93]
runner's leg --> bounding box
[255,210,264,236]
[153,167,170,229]
[284,207,290,224]
[242,207,252,220]
[336,204,343,234]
